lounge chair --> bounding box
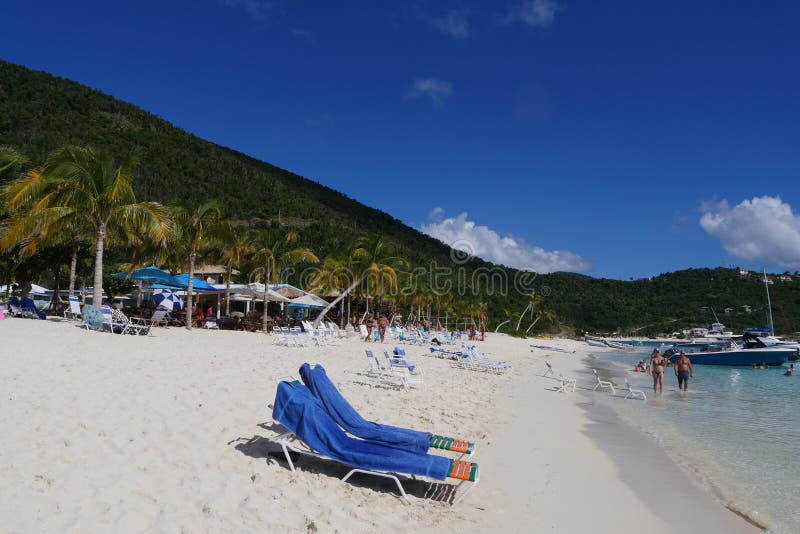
[386,348,424,377]
[592,369,616,394]
[555,373,576,393]
[271,379,479,507]
[364,350,406,388]
[63,295,82,321]
[297,363,473,458]
[9,296,44,319]
[7,296,26,318]
[110,308,148,335]
[543,360,555,378]
[624,378,647,401]
[451,345,511,375]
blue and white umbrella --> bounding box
[152,289,184,311]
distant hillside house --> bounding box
[779,275,792,282]
[742,305,752,313]
[724,307,733,314]
[739,269,750,278]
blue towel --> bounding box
[273,380,450,480]
[299,363,431,453]
[20,297,46,319]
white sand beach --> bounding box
[0,318,760,533]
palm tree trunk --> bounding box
[314,276,362,328]
[186,252,195,331]
[262,265,270,333]
[92,224,105,306]
[516,302,532,331]
[225,265,232,316]
[525,315,542,334]
[68,241,79,297]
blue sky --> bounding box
[3,0,800,279]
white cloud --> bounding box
[223,0,273,19]
[428,207,445,221]
[407,78,453,106]
[500,0,560,28]
[700,195,800,269]
[431,8,472,39]
[421,211,590,273]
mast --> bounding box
[763,268,775,334]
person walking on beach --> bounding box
[649,348,667,394]
[674,350,694,391]
[378,313,389,343]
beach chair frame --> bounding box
[555,373,577,393]
[270,373,478,507]
[624,378,647,401]
[63,296,82,321]
[592,369,616,394]
[273,430,479,508]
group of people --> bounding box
[354,313,391,343]
[648,348,694,394]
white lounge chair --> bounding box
[364,350,407,388]
[555,373,576,393]
[111,308,148,335]
[383,352,424,387]
[592,369,616,394]
[624,378,647,401]
[63,295,82,320]
[543,360,555,378]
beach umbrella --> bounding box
[112,265,180,286]
[289,293,328,309]
[82,304,105,330]
[172,274,218,291]
[245,283,291,302]
[152,289,184,311]
[271,284,306,298]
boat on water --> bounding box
[663,340,795,366]
[603,340,635,350]
[585,338,606,348]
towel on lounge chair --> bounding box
[299,363,431,453]
[272,380,451,480]
[21,297,46,319]
[299,363,473,456]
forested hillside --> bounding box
[2,60,799,336]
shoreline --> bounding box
[579,350,767,533]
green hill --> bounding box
[2,59,800,336]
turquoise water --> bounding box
[589,350,800,533]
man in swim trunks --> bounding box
[649,348,667,394]
[674,350,694,391]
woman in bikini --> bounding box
[649,348,666,394]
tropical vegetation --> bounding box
[3,59,800,337]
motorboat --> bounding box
[664,339,794,366]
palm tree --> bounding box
[3,145,171,305]
[0,146,31,294]
[170,200,223,330]
[216,222,249,316]
[0,146,29,182]
[516,291,543,331]
[248,229,318,332]
[307,255,352,327]
[313,236,404,328]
